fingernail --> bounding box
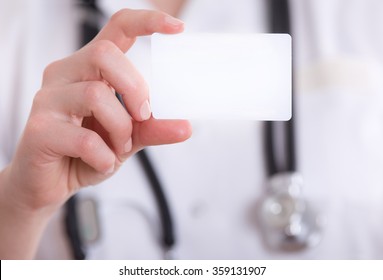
[105,164,114,175]
[124,138,132,153]
[140,100,151,121]
[165,16,184,27]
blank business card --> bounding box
[151,33,291,120]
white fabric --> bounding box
[1,0,383,259]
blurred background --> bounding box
[1,0,383,259]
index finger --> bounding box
[91,9,184,53]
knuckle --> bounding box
[83,81,105,105]
[32,89,46,107]
[110,8,131,25]
[89,40,116,64]
[42,60,61,82]
[77,130,100,154]
[31,88,53,113]
[24,113,48,139]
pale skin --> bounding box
[0,3,191,259]
[150,0,187,17]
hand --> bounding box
[2,9,192,213]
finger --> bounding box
[130,119,192,153]
[92,9,184,53]
[43,42,150,122]
[48,81,133,156]
[39,120,116,175]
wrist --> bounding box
[0,166,57,220]
[0,167,56,259]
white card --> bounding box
[151,33,291,120]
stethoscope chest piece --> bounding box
[259,172,323,251]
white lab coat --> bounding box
[1,0,383,259]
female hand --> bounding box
[1,9,191,214]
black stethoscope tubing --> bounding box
[65,0,294,260]
[265,0,295,177]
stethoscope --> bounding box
[259,0,323,252]
[65,0,323,259]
